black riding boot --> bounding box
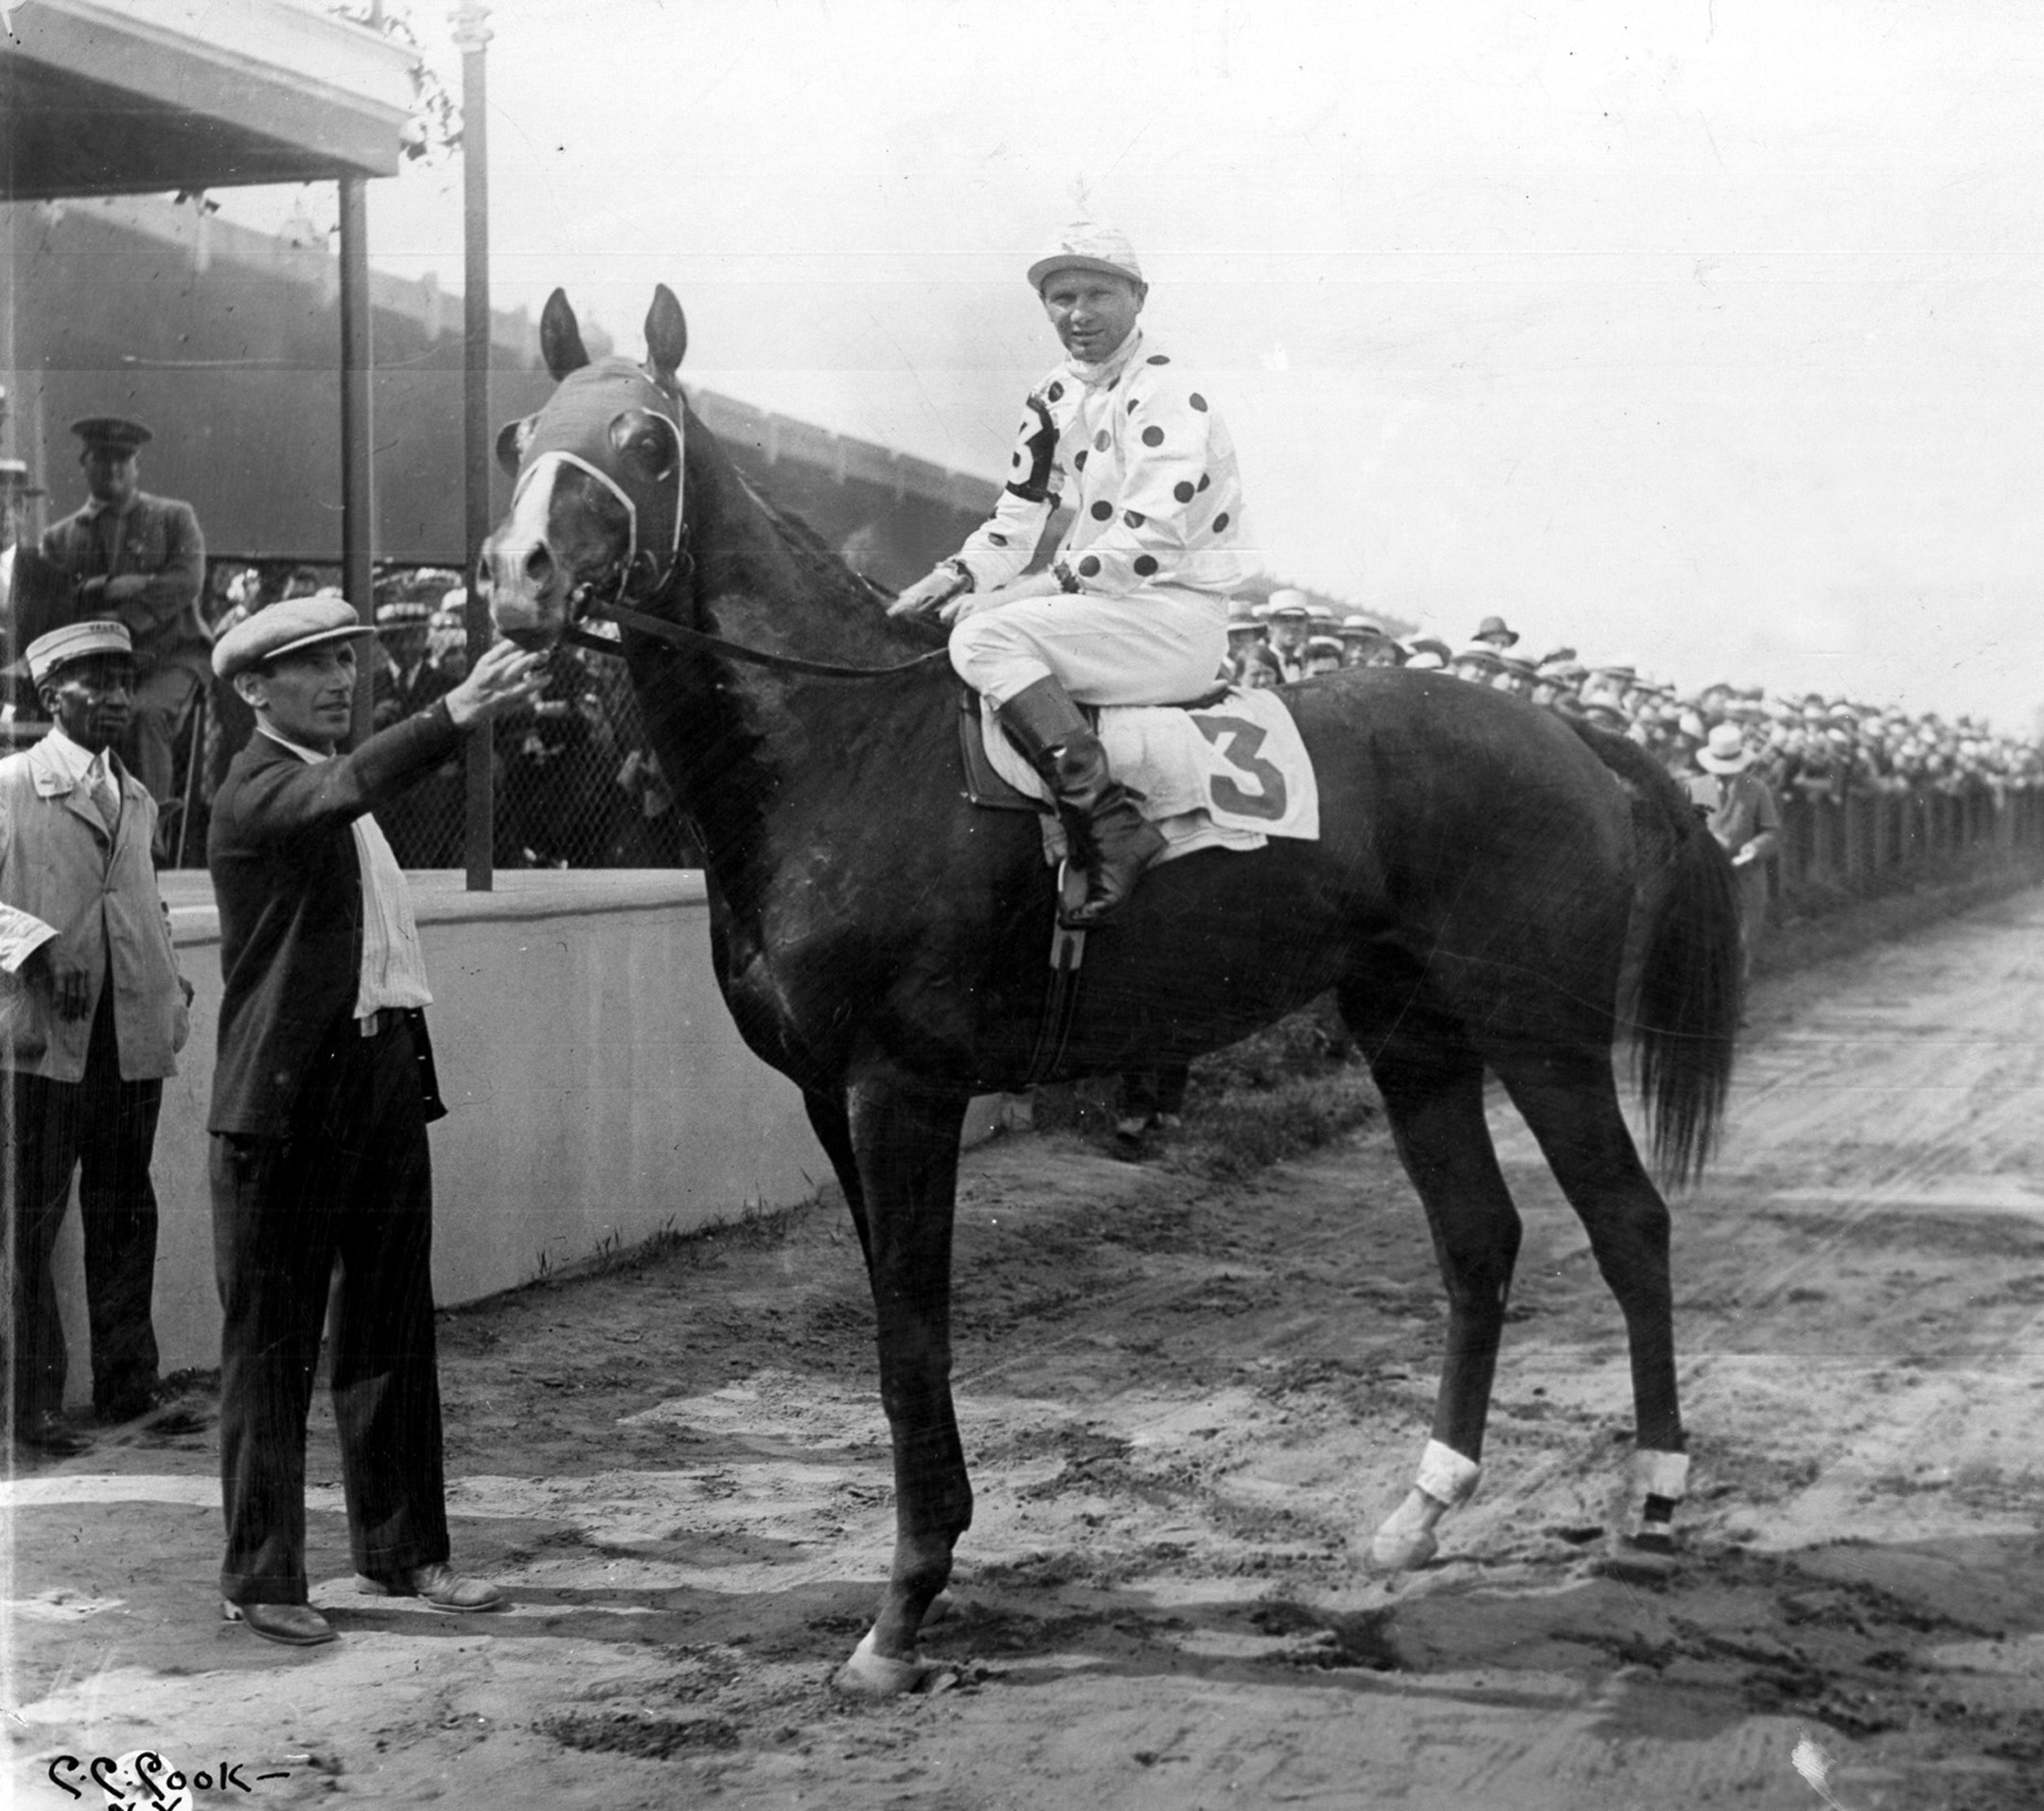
[997,677,1165,929]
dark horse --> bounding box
[482,288,1741,1694]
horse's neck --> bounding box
[691,435,931,671]
[632,435,943,891]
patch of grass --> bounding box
[443,1194,832,1320]
[1760,860,2044,979]
[1032,998,1381,1182]
[1169,1064,1381,1183]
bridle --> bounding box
[508,367,949,683]
[539,448,948,681]
[565,589,950,681]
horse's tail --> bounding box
[1570,721,1742,1187]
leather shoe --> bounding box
[357,1561,504,1612]
[15,1411,91,1456]
[222,1600,336,1647]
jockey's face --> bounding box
[1039,271,1144,363]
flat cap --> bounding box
[213,591,373,679]
[26,619,132,685]
[71,415,152,454]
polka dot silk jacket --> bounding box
[953,331,1256,603]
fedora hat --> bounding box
[1696,723,1753,774]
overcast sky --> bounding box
[228,0,2044,729]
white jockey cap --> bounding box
[1028,220,1145,292]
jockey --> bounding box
[890,221,1257,927]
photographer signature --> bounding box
[46,1750,292,1807]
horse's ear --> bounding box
[540,288,591,382]
[644,285,688,389]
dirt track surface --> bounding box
[9,890,2044,1810]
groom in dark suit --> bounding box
[207,593,539,1646]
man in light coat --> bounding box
[1,621,190,1456]
[1693,722,1783,987]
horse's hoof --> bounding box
[1366,1486,1448,1571]
[832,1630,938,1697]
[1366,1523,1439,1571]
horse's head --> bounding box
[482,286,690,649]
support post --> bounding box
[455,1,494,888]
[339,175,374,747]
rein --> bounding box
[566,594,952,682]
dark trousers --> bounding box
[122,663,201,809]
[6,989,163,1425]
[212,1012,449,1606]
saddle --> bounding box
[958,683,1320,861]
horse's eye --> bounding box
[609,412,677,482]
[495,414,537,476]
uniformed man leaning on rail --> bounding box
[890,220,1259,926]
[39,418,211,815]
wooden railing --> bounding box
[1772,781,2044,906]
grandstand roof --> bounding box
[1,0,416,201]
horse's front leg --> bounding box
[832,1067,973,1697]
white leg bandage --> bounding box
[1633,1450,1690,1503]
[1417,1439,1483,1507]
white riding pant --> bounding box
[948,587,1230,710]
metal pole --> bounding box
[339,175,375,747]
[454,1,493,889]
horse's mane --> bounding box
[714,459,952,665]
[747,480,898,608]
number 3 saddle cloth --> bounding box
[969,684,1320,865]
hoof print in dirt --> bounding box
[1594,1542,1682,1585]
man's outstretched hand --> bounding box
[446,640,547,729]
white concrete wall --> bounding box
[51,870,846,1398]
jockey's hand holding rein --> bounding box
[890,395,1060,624]
[939,571,1062,626]
[889,565,1064,626]
[886,564,969,620]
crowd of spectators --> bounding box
[1227,590,2044,805]
[64,561,2039,872]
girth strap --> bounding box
[1022,863,1088,1085]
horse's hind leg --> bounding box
[1357,1014,1524,1570]
[1493,1046,1690,1549]
[832,1067,974,1697]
